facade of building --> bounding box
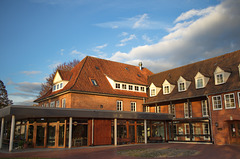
[0,50,240,152]
[144,50,240,145]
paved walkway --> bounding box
[0,143,240,159]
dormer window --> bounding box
[162,80,174,95]
[115,83,120,89]
[214,66,231,85]
[122,84,127,89]
[216,73,224,84]
[150,88,156,96]
[194,72,209,89]
[149,83,161,97]
[52,70,70,92]
[196,78,203,88]
[163,85,170,94]
[177,76,190,92]
[179,82,186,92]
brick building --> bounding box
[0,50,240,152]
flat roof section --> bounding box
[0,105,173,121]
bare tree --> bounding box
[38,59,80,97]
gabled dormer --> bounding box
[177,76,191,92]
[214,66,231,85]
[149,83,161,97]
[194,72,209,89]
[162,80,175,95]
[52,70,71,92]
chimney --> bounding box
[138,62,143,70]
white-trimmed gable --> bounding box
[105,75,146,93]
[162,79,175,94]
[53,71,62,84]
[52,71,69,92]
[177,76,191,92]
[214,66,231,85]
[149,83,161,97]
[194,72,209,89]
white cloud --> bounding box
[117,34,136,47]
[96,13,167,30]
[142,34,153,43]
[133,13,149,29]
[110,0,240,73]
[21,71,42,76]
[93,43,108,54]
[120,32,128,37]
[175,6,215,23]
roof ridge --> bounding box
[149,50,240,77]
[69,56,89,90]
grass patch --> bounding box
[117,148,200,158]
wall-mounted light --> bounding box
[215,122,219,127]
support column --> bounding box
[68,117,72,149]
[114,118,117,146]
[92,119,94,146]
[9,115,15,152]
[0,118,4,149]
[144,119,147,144]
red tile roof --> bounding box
[146,50,240,105]
[35,56,153,102]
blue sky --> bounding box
[1,0,240,105]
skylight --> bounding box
[91,79,98,86]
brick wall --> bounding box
[209,90,240,145]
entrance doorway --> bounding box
[33,122,66,148]
[229,121,240,144]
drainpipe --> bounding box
[207,95,214,144]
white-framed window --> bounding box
[50,101,55,108]
[135,86,139,91]
[155,106,161,113]
[144,106,150,112]
[224,93,236,109]
[178,82,186,92]
[115,83,120,89]
[128,85,133,90]
[117,100,123,111]
[60,83,63,88]
[91,79,98,86]
[212,95,222,110]
[131,102,136,112]
[203,123,210,140]
[196,78,204,89]
[201,100,208,117]
[168,104,175,118]
[62,98,66,108]
[53,85,56,91]
[140,86,145,92]
[56,100,60,108]
[184,102,192,118]
[238,92,240,108]
[163,85,170,94]
[45,103,49,107]
[53,82,64,92]
[122,84,127,89]
[215,73,224,85]
[150,88,156,97]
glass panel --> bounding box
[237,123,240,137]
[58,125,65,147]
[72,124,88,147]
[230,124,236,137]
[28,125,34,141]
[36,126,45,146]
[117,125,127,145]
[137,125,144,143]
[47,125,56,146]
[129,125,135,143]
